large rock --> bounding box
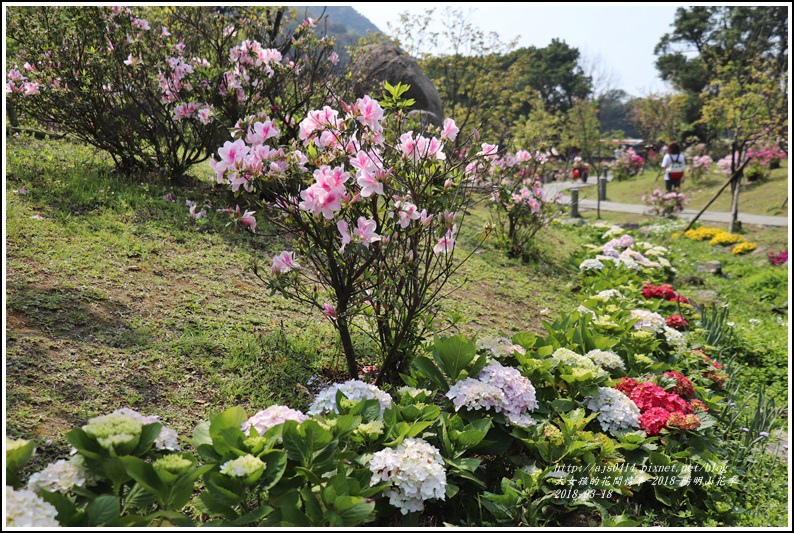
[353,44,444,126]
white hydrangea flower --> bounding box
[5,486,60,527]
[111,408,180,451]
[446,378,504,413]
[308,380,393,417]
[397,386,433,399]
[657,257,672,268]
[577,305,597,320]
[242,405,308,436]
[368,438,446,514]
[630,309,667,333]
[27,457,92,494]
[594,289,624,301]
[476,336,526,359]
[585,387,641,434]
[578,258,604,271]
[550,348,598,370]
[663,325,687,351]
[620,248,661,269]
[601,225,625,238]
[219,454,265,478]
[585,349,625,371]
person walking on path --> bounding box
[660,141,686,193]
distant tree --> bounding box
[596,89,637,137]
[654,6,788,143]
[628,93,685,146]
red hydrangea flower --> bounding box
[640,407,671,435]
[641,283,678,300]
[667,412,701,430]
[666,314,689,330]
[614,377,639,396]
[703,370,727,388]
[690,399,708,413]
[662,371,694,397]
[629,382,670,411]
[672,295,690,304]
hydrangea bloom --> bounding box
[640,407,671,436]
[630,309,667,333]
[585,349,625,371]
[368,438,446,514]
[578,258,604,271]
[476,336,527,359]
[242,405,309,436]
[83,411,143,451]
[5,486,60,527]
[661,371,694,397]
[220,454,265,477]
[446,378,504,413]
[662,325,687,351]
[111,408,181,451]
[594,289,624,301]
[27,457,92,494]
[397,386,433,399]
[585,387,641,433]
[550,348,599,371]
[308,380,393,417]
[478,362,538,426]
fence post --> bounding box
[598,177,607,201]
[570,188,580,218]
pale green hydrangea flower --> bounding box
[220,454,264,478]
[153,454,193,476]
[83,412,143,451]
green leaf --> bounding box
[259,449,287,491]
[132,422,162,456]
[124,482,158,511]
[512,332,537,350]
[209,406,247,455]
[411,357,449,391]
[300,485,324,524]
[336,499,376,526]
[103,456,131,488]
[433,334,477,382]
[233,504,274,525]
[551,398,578,413]
[5,439,36,485]
[120,457,166,503]
[67,428,104,459]
[468,352,488,379]
[39,490,77,525]
[87,495,120,527]
[168,464,214,510]
[195,492,237,520]
[191,421,212,447]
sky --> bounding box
[348,2,686,97]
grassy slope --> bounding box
[603,160,789,216]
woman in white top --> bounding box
[661,141,685,192]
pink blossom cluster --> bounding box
[642,189,689,217]
[691,154,713,169]
[5,68,40,96]
[747,145,787,166]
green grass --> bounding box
[604,159,789,216]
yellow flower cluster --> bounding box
[709,231,745,246]
[732,242,757,255]
[683,227,724,241]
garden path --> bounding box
[545,178,789,227]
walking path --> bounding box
[544,178,789,228]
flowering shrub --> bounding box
[611,147,644,181]
[211,84,494,383]
[485,150,565,258]
[767,249,788,265]
[6,6,339,177]
[709,231,744,246]
[666,314,690,330]
[688,154,713,184]
[642,189,689,218]
[731,242,756,256]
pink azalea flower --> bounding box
[441,118,459,142]
[189,204,206,219]
[30,212,45,220]
[161,26,171,37]
[337,219,352,252]
[356,170,384,197]
[329,52,339,65]
[246,120,280,145]
[218,139,250,166]
[395,201,420,228]
[353,217,381,247]
[355,95,384,132]
[239,210,256,233]
[434,227,456,254]
[271,251,299,274]
[123,54,141,66]
[322,303,337,319]
[419,209,434,226]
[477,143,499,160]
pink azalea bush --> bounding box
[486,150,565,258]
[612,147,644,181]
[6,6,338,177]
[211,85,494,382]
[642,189,689,218]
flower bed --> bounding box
[7,221,774,527]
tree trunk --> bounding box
[336,316,358,378]
[729,173,741,233]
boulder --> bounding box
[696,261,722,275]
[353,44,444,126]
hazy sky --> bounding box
[348,2,686,97]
